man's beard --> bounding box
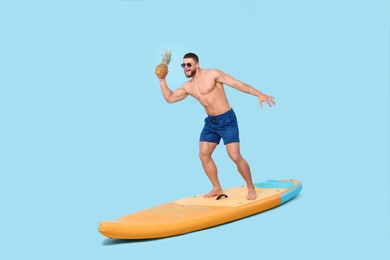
[185,69,196,78]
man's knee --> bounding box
[199,151,211,163]
[228,152,243,164]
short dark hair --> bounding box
[183,53,199,63]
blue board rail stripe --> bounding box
[280,182,302,204]
[254,180,302,204]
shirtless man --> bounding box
[157,53,275,200]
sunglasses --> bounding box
[181,63,192,68]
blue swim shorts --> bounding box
[200,108,240,145]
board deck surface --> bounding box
[99,179,302,239]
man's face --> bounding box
[182,58,197,78]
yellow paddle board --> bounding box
[99,179,302,239]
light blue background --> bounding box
[0,0,389,259]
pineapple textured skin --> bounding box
[155,50,172,79]
[155,64,168,79]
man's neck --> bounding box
[191,68,202,80]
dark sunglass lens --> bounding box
[181,63,192,68]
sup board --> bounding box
[99,179,302,239]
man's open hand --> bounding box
[258,94,276,108]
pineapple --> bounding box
[155,50,172,79]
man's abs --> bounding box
[200,99,231,116]
[196,89,230,116]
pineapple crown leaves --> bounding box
[161,50,172,65]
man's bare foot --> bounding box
[247,187,257,200]
[204,187,223,198]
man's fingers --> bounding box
[261,100,274,107]
[267,97,276,107]
[260,96,276,108]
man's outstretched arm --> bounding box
[158,78,188,104]
[215,70,276,108]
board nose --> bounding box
[99,222,106,233]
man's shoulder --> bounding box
[182,81,189,87]
[203,68,222,74]
[181,80,192,90]
[202,69,224,78]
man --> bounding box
[157,53,275,200]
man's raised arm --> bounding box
[158,78,188,104]
[215,70,276,108]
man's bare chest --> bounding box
[187,79,219,98]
